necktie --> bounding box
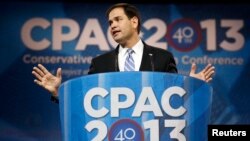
[124,49,135,71]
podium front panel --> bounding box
[59,72,212,141]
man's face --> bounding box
[108,7,137,44]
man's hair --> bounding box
[106,3,141,34]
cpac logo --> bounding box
[83,86,187,141]
[84,86,186,117]
[21,18,114,51]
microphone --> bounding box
[115,54,118,72]
[149,53,154,71]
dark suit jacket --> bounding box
[88,41,177,74]
[51,41,178,103]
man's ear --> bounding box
[131,16,139,29]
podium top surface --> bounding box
[60,71,209,88]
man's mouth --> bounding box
[112,30,120,36]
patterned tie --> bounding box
[124,49,135,71]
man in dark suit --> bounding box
[32,3,215,101]
[88,41,177,74]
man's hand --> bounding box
[189,63,215,83]
[32,64,62,97]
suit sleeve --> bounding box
[166,52,178,73]
[88,59,96,75]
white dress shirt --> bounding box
[118,40,144,71]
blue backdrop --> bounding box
[0,2,249,141]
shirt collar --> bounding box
[118,39,143,56]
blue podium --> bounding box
[59,72,212,141]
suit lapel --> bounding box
[139,43,153,71]
[112,45,119,71]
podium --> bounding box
[59,72,212,141]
